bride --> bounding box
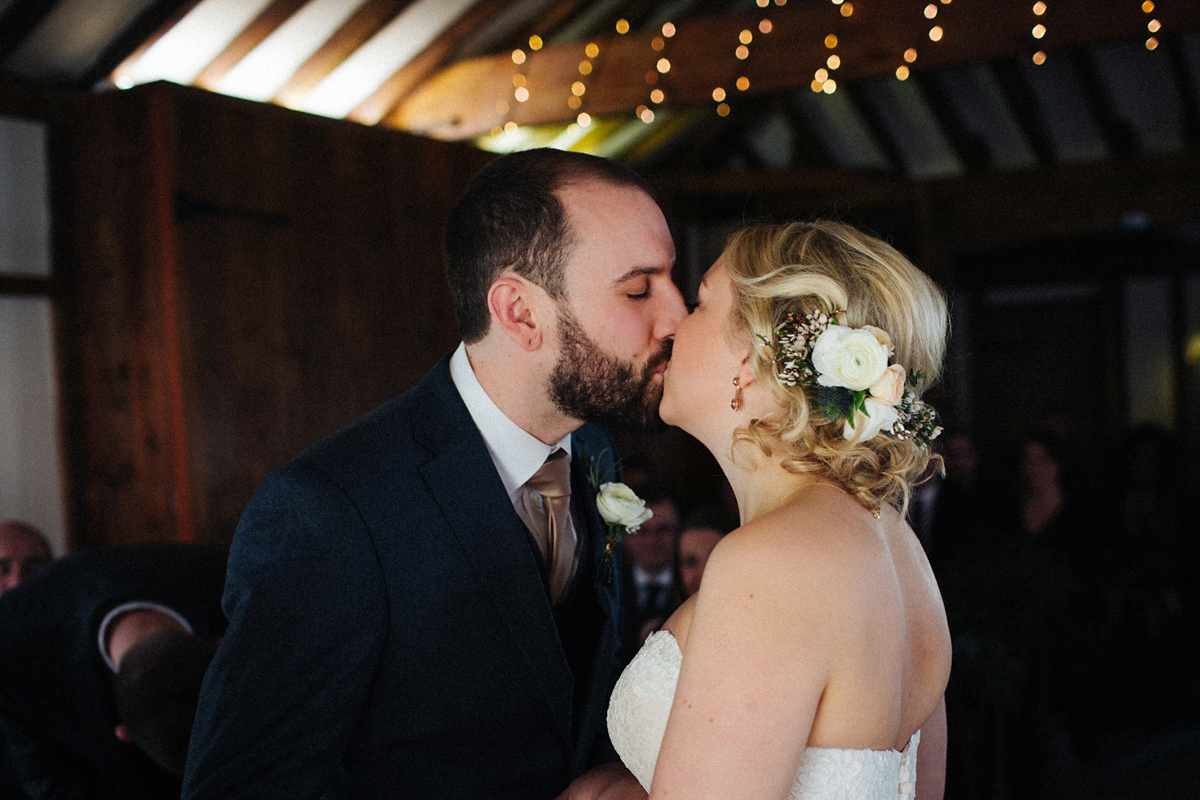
[565,220,951,800]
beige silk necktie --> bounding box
[522,449,576,604]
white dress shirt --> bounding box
[449,343,577,540]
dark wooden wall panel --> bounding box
[70,81,492,547]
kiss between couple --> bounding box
[181,149,950,800]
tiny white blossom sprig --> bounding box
[596,482,652,584]
[761,310,942,446]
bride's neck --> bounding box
[717,447,824,525]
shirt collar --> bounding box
[449,343,571,500]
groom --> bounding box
[182,149,685,799]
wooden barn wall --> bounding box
[67,82,491,548]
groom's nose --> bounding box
[652,280,687,342]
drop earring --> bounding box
[730,377,742,411]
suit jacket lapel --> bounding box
[568,427,625,770]
[412,361,575,747]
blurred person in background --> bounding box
[674,504,737,601]
[0,543,226,799]
[621,487,681,652]
[0,521,52,595]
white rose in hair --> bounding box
[869,364,907,406]
[843,397,900,443]
[596,483,653,531]
[811,325,891,391]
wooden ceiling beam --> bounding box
[651,151,1200,246]
[192,0,309,91]
[271,0,413,110]
[349,0,515,125]
[391,0,1200,140]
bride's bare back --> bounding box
[662,485,950,763]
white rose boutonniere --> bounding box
[596,482,653,531]
[596,482,652,583]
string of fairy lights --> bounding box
[488,0,1169,141]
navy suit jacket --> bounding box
[0,543,227,800]
[183,357,627,800]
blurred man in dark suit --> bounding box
[0,543,226,799]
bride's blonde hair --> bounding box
[723,220,948,514]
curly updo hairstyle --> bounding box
[723,220,948,514]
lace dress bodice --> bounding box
[608,631,919,799]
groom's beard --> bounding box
[549,306,672,433]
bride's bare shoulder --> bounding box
[698,495,886,608]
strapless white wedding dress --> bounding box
[608,631,919,799]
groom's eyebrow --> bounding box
[610,266,668,285]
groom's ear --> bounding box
[487,273,546,352]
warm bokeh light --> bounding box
[1032,24,1046,38]
[811,79,824,92]
[717,102,731,116]
[925,4,938,18]
[662,22,676,37]
[571,81,585,96]
[1142,0,1154,11]
[896,65,910,80]
[825,34,838,48]
[740,29,754,44]
[758,0,770,6]
[615,19,629,34]
[929,25,943,41]
[828,54,841,69]
[504,121,518,133]
[713,87,726,101]
[841,3,853,16]
[1032,50,1047,64]
[579,61,593,75]
[736,45,750,59]
[737,75,750,90]
[577,112,591,126]
[815,68,829,82]
[514,86,529,102]
[759,19,773,34]
[585,43,599,58]
[529,35,543,50]
[1146,36,1159,50]
[905,47,918,62]
[652,36,665,51]
[512,74,526,87]
[1033,2,1047,14]
[657,58,671,73]
[823,79,837,93]
[1148,19,1161,32]
[511,49,526,65]
[567,95,581,109]
[650,88,665,103]
[640,107,655,123]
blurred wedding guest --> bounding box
[0,543,226,799]
[1109,424,1193,720]
[675,504,737,600]
[621,487,680,651]
[0,520,52,595]
[907,429,996,573]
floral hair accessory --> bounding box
[766,310,942,446]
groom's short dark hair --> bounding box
[444,148,655,343]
